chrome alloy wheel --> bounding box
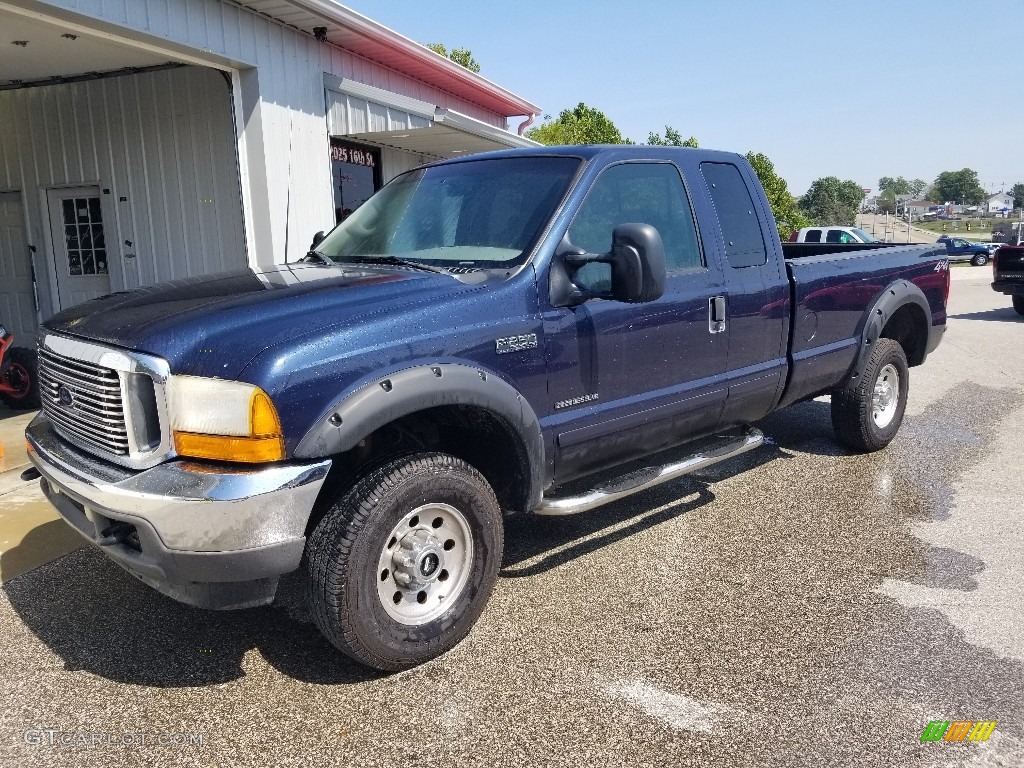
[871,363,900,428]
[376,503,473,625]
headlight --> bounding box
[166,376,285,463]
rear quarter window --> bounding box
[699,162,767,267]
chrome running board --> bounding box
[534,428,765,516]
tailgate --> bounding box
[994,247,1024,282]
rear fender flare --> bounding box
[849,279,931,382]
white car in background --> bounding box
[788,227,880,244]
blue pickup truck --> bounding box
[937,236,992,266]
[24,146,949,670]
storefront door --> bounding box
[330,140,381,223]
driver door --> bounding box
[542,161,729,482]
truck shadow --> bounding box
[948,307,1023,322]
[1,543,383,688]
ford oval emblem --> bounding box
[57,384,74,408]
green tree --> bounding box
[425,43,481,73]
[745,151,808,239]
[646,126,699,147]
[932,168,986,205]
[910,178,928,198]
[879,176,912,196]
[526,103,632,145]
[876,189,897,215]
[1011,182,1024,210]
[799,176,865,226]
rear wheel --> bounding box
[831,338,909,453]
[971,253,988,266]
[305,452,503,671]
[1013,296,1024,316]
[0,347,41,410]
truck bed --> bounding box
[778,243,948,406]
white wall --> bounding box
[0,66,246,319]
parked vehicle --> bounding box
[24,146,949,671]
[788,226,879,244]
[0,324,40,410]
[942,237,992,266]
[991,245,1024,315]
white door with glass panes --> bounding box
[47,187,111,309]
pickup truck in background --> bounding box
[991,244,1024,315]
[940,236,993,266]
[24,146,949,671]
[787,226,880,244]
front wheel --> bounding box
[1013,296,1024,316]
[305,452,503,671]
[971,253,989,266]
[831,338,909,453]
[0,347,41,409]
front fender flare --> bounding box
[293,363,545,510]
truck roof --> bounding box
[425,144,747,167]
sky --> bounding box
[347,0,1023,197]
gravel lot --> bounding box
[1,270,1021,767]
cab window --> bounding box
[568,162,703,290]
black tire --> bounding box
[306,452,503,671]
[971,253,988,266]
[831,338,909,453]
[1013,296,1024,316]
[0,347,41,410]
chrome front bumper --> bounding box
[25,414,331,609]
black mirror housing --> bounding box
[609,223,666,303]
[310,230,326,250]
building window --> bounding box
[330,140,381,223]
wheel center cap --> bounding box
[420,552,440,577]
[391,529,444,590]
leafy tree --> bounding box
[879,176,911,196]
[1012,182,1024,210]
[425,43,481,73]
[526,103,632,145]
[932,168,986,205]
[876,189,897,215]
[646,126,699,148]
[910,179,928,198]
[799,176,865,226]
[745,151,808,239]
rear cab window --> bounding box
[699,162,767,267]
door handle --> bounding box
[709,296,726,334]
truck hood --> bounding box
[42,263,482,378]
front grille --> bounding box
[39,347,129,456]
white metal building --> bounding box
[0,0,540,345]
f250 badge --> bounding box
[495,333,538,355]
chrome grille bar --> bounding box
[39,347,130,456]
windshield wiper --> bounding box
[346,256,447,274]
[303,250,334,266]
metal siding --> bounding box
[0,66,244,322]
[381,147,435,183]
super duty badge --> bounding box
[495,333,538,355]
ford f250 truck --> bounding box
[24,147,949,671]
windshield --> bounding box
[315,156,580,269]
[851,228,878,242]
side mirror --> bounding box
[555,223,667,306]
[607,224,667,303]
[310,230,326,250]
